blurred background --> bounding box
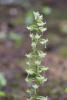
[0,0,67,100]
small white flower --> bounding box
[37,22,46,26]
[32,84,39,89]
[27,26,31,30]
[31,42,36,48]
[43,97,48,100]
[39,15,43,20]
[40,39,48,44]
[35,34,41,39]
[33,11,40,20]
[38,51,46,58]
[30,34,33,38]
[39,27,47,32]
[26,69,34,75]
[26,53,32,58]
[35,60,41,65]
[26,62,30,65]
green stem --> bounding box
[34,36,39,100]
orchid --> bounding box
[26,11,48,100]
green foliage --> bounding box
[0,91,5,97]
[25,10,34,25]
[0,72,7,86]
[9,32,22,47]
[65,88,67,93]
[0,72,7,97]
[26,11,48,100]
[42,6,52,15]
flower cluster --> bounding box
[26,11,48,100]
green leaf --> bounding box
[65,88,67,93]
[0,91,5,97]
[0,73,7,86]
[25,10,33,25]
